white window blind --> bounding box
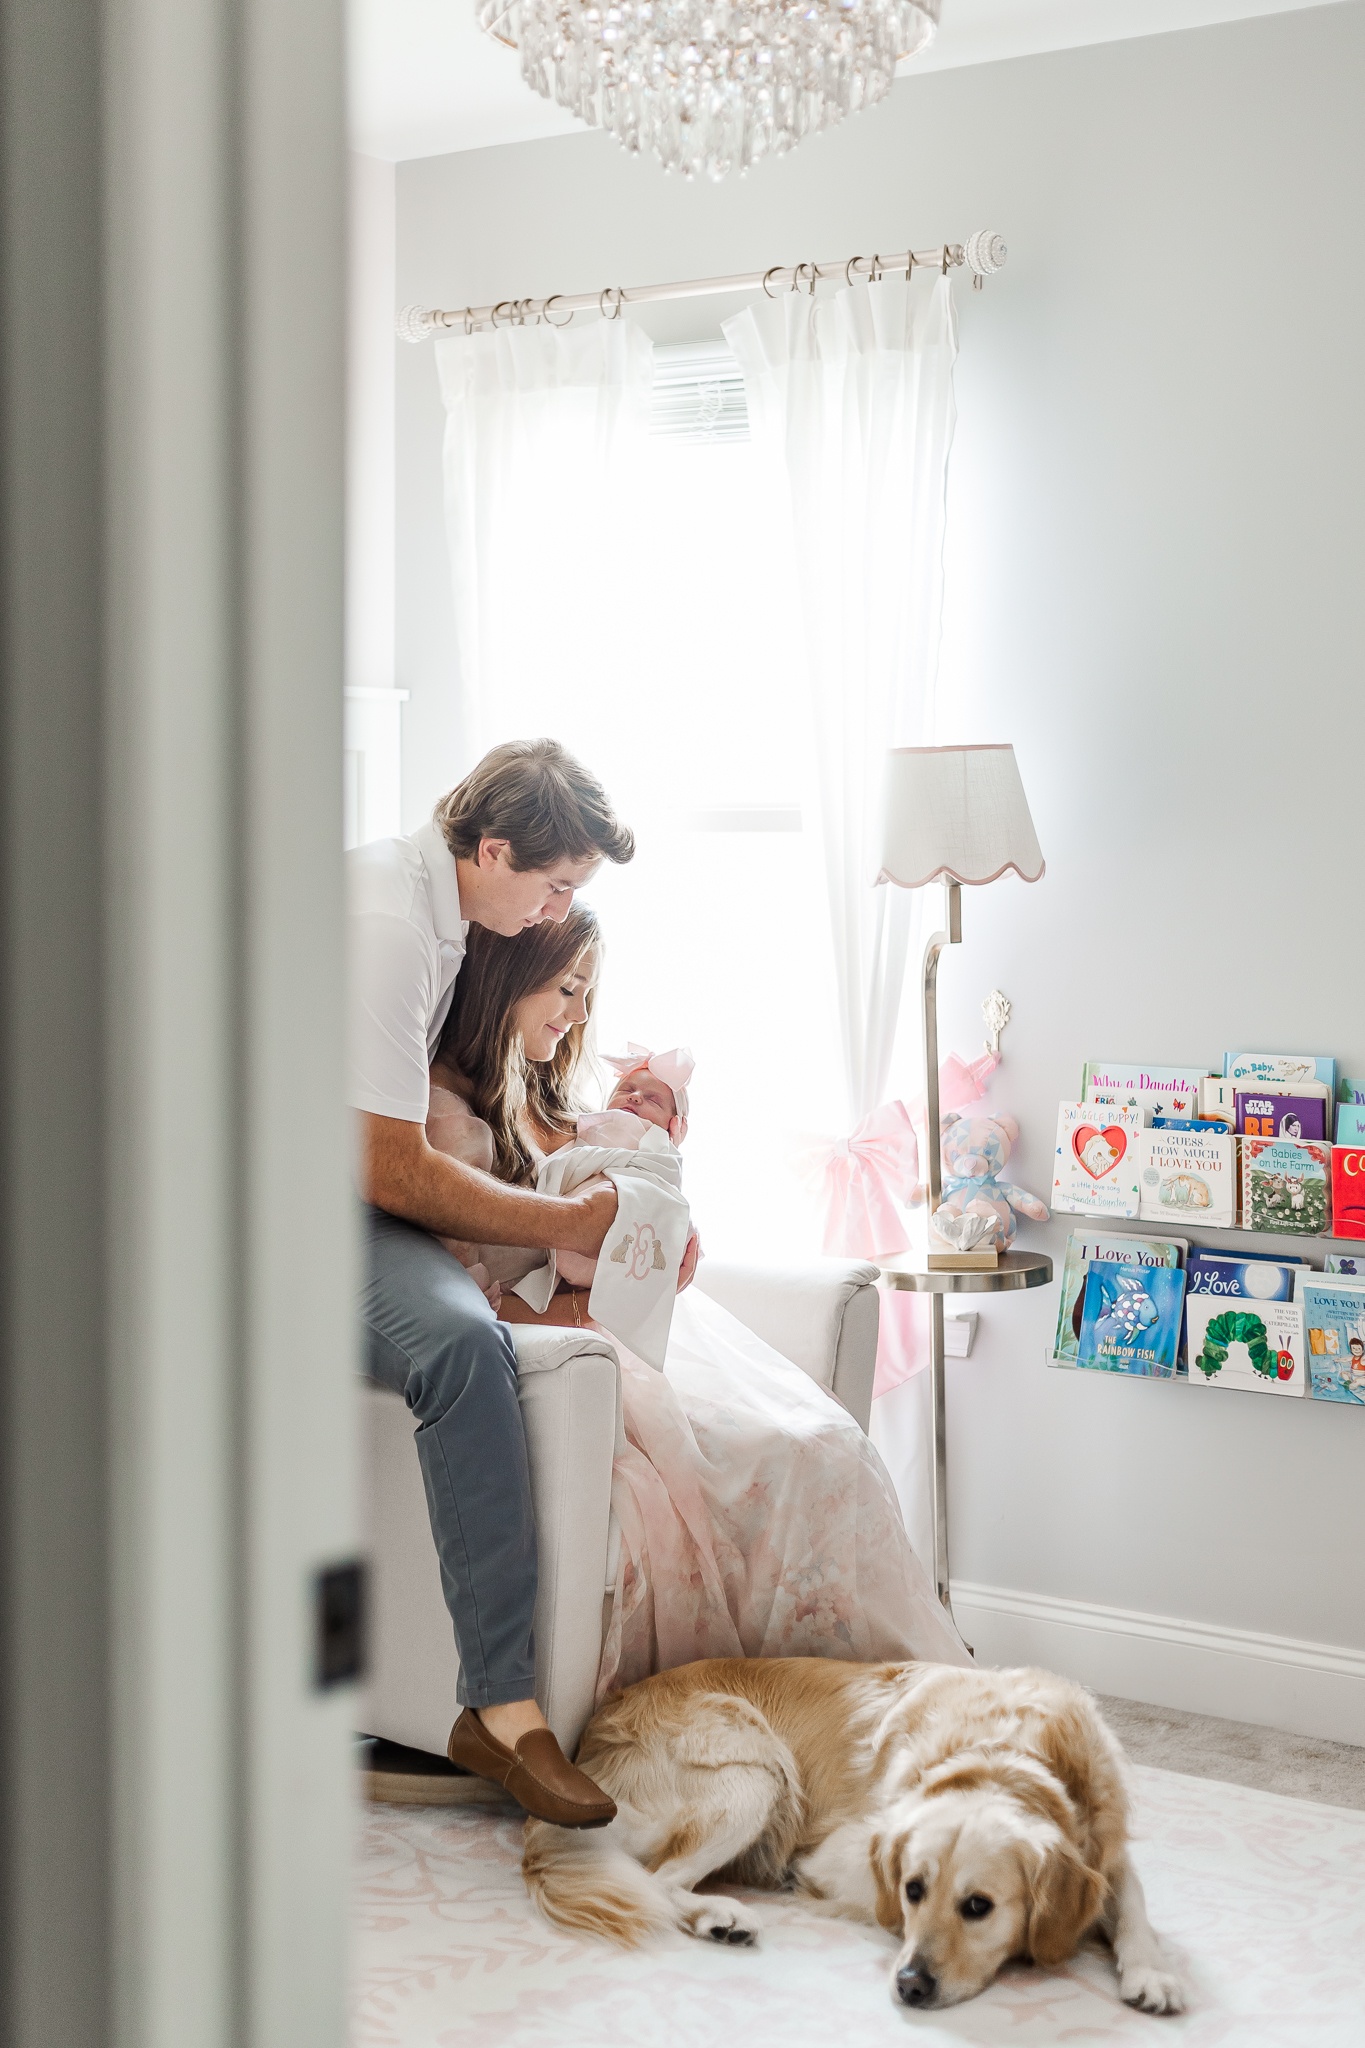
[650,340,749,443]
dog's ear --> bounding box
[1025,1835,1106,1967]
[867,1830,909,1935]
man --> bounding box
[353,739,637,1826]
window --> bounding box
[479,342,844,1254]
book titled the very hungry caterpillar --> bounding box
[1186,1295,1305,1395]
[1053,1102,1142,1218]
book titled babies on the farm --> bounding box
[1138,1127,1236,1228]
[1051,1231,1185,1367]
[1077,1264,1186,1376]
[1240,1136,1333,1236]
[1299,1278,1365,1403]
[1186,1295,1305,1395]
[1053,1102,1143,1218]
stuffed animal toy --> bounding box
[929,1111,1050,1253]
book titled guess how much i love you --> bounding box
[1186,1295,1305,1396]
[1052,1233,1185,1368]
[1241,1137,1332,1236]
[1077,1264,1186,1377]
[1137,1127,1236,1229]
[1053,1103,1143,1219]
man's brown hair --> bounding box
[435,738,634,872]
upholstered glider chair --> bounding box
[358,1258,881,1760]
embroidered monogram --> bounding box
[652,1237,667,1271]
[610,1233,632,1265]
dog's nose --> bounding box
[896,1962,938,2007]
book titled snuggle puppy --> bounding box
[1052,1102,1143,1218]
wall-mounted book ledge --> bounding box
[1044,1052,1365,1408]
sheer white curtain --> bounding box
[434,319,654,765]
[724,277,959,1148]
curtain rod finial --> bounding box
[396,304,436,344]
[964,232,1007,277]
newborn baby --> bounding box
[513,1043,694,1368]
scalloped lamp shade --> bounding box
[877,744,1045,889]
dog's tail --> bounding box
[522,1817,674,1947]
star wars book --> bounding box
[1234,1091,1327,1142]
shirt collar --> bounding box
[412,819,469,950]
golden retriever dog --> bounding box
[523,1657,1186,2014]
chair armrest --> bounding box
[693,1259,881,1433]
[358,1323,621,1757]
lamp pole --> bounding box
[921,879,961,1616]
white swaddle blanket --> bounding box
[511,1111,691,1369]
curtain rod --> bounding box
[396,229,1006,342]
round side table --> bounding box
[879,1250,1053,1627]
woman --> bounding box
[429,907,970,1704]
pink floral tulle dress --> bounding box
[426,1084,971,1707]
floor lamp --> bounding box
[875,745,1050,1620]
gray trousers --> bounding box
[361,1205,538,1708]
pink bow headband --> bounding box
[603,1041,695,1118]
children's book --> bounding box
[1052,1232,1185,1367]
[1225,1052,1336,1095]
[1185,1249,1308,1302]
[1298,1278,1365,1404]
[1336,1103,1365,1146]
[1330,1146,1365,1241]
[1082,1062,1203,1124]
[1186,1295,1305,1395]
[1240,1136,1332,1236]
[1199,1076,1237,1124]
[1138,1126,1236,1228]
[1234,1091,1327,1141]
[1077,1264,1186,1377]
[1327,1253,1365,1276]
[1052,1102,1143,1218]
[1338,1077,1365,1106]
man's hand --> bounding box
[361,1111,618,1252]
[557,1179,620,1258]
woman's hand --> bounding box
[677,1230,701,1293]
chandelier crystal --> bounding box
[477,0,942,183]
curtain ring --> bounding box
[599,285,624,320]
[463,306,475,336]
[905,252,915,282]
[762,265,784,298]
[844,255,865,288]
[941,243,950,275]
[792,261,818,296]
[491,300,515,328]
[868,254,883,284]
[542,293,573,328]
[518,297,537,326]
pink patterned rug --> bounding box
[353,1766,1365,2046]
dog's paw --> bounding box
[1120,1962,1187,2015]
[682,1897,761,1946]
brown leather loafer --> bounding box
[447,1709,617,1829]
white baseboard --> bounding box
[950,1580,1365,1748]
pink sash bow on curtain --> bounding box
[820,1101,919,1259]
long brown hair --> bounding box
[437,903,600,1184]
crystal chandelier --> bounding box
[477,0,942,183]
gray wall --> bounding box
[395,4,1365,1655]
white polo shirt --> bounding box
[347,819,470,1124]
